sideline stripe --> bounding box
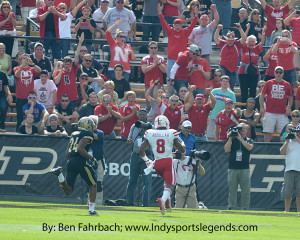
[84,166,96,185]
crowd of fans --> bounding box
[0,0,300,143]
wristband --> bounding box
[141,155,149,162]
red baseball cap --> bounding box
[174,19,183,25]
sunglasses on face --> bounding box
[150,47,158,49]
[61,99,69,102]
[60,7,66,10]
[275,71,283,74]
[103,99,111,102]
[180,90,187,92]
[81,77,88,80]
[2,6,10,9]
[258,85,265,88]
[292,115,300,117]
[28,96,36,99]
[191,4,199,6]
[184,127,191,129]
[118,35,126,38]
[214,74,222,77]
[192,52,199,55]
[170,99,179,102]
[161,96,169,99]
[116,1,124,4]
[253,12,260,15]
[84,59,92,62]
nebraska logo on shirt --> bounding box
[271,11,284,18]
[114,46,129,62]
[271,85,285,99]
[278,47,292,54]
[21,70,33,87]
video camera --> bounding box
[135,121,152,130]
[286,127,300,140]
[227,125,243,138]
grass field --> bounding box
[0,201,300,240]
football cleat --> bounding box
[88,211,99,215]
[156,198,165,215]
[49,166,62,176]
[165,198,171,212]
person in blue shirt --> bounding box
[179,120,198,156]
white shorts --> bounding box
[206,117,216,139]
[21,7,35,25]
[263,112,289,133]
[294,51,300,69]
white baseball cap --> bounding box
[182,120,192,128]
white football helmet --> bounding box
[154,115,170,129]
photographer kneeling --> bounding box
[224,123,254,210]
[174,150,208,209]
[280,125,300,212]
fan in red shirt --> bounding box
[54,33,84,108]
[184,85,216,141]
[238,29,265,103]
[106,19,136,81]
[272,30,298,84]
[188,48,211,98]
[259,66,293,142]
[215,99,242,142]
[120,91,141,139]
[214,24,246,91]
[263,37,279,81]
[94,94,121,139]
[208,69,223,90]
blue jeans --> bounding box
[213,0,232,35]
[284,69,296,84]
[43,32,61,60]
[174,80,188,95]
[108,70,131,81]
[60,39,71,59]
[142,16,161,42]
[167,58,177,97]
[219,65,238,91]
[104,131,116,140]
[0,95,8,129]
[126,152,152,206]
[16,98,28,132]
[193,89,205,99]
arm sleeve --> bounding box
[170,63,180,79]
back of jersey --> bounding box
[68,130,94,159]
[144,129,179,160]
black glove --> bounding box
[87,158,98,170]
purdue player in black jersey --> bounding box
[50,117,99,215]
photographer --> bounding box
[126,109,154,207]
[224,123,254,210]
[280,125,300,212]
[174,152,206,209]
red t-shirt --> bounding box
[94,103,119,135]
[106,31,133,72]
[188,103,213,134]
[290,17,300,45]
[162,0,179,17]
[218,40,242,73]
[160,102,184,130]
[55,62,79,103]
[14,66,39,99]
[159,14,197,59]
[295,86,300,101]
[266,46,278,77]
[174,50,193,81]
[189,58,211,89]
[120,104,141,138]
[54,0,71,8]
[0,12,16,31]
[215,110,240,142]
[141,55,166,87]
[238,44,263,75]
[21,0,36,7]
[261,79,292,114]
[277,41,297,71]
[264,4,290,37]
[208,80,221,89]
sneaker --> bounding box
[49,166,62,176]
[88,211,99,215]
[165,198,171,212]
[199,201,208,209]
[156,198,165,215]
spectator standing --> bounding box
[215,99,241,142]
[79,92,99,118]
[30,43,52,74]
[14,54,42,131]
[280,124,300,212]
[248,9,263,42]
[29,0,46,19]
[270,18,285,45]
[284,10,300,80]
[77,73,95,108]
[208,69,222,90]
[18,113,39,135]
[178,120,197,156]
[259,66,293,142]
[75,6,96,53]
[224,123,253,210]
[97,81,119,105]
[185,0,212,16]
[0,43,12,75]
[206,75,236,140]
[0,1,17,56]
[258,0,294,47]
[231,0,249,26]
[94,93,121,139]
[34,70,57,114]
[105,20,136,81]
[263,37,279,81]
[0,70,12,131]
[103,0,136,41]
[214,24,246,90]
[161,0,181,38]
[43,114,68,136]
[178,86,188,103]
[93,0,111,39]
[212,0,232,35]
[20,0,35,32]
[234,8,248,39]
[272,30,298,84]
[184,86,216,141]
[158,3,198,97]
[238,31,265,103]
[180,0,201,25]
[37,0,66,60]
[188,5,219,64]
[254,80,265,113]
[78,45,104,73]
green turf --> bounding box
[0,201,300,240]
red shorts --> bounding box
[154,158,176,185]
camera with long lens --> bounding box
[286,127,300,140]
[227,125,243,138]
[189,149,210,161]
[135,121,152,129]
